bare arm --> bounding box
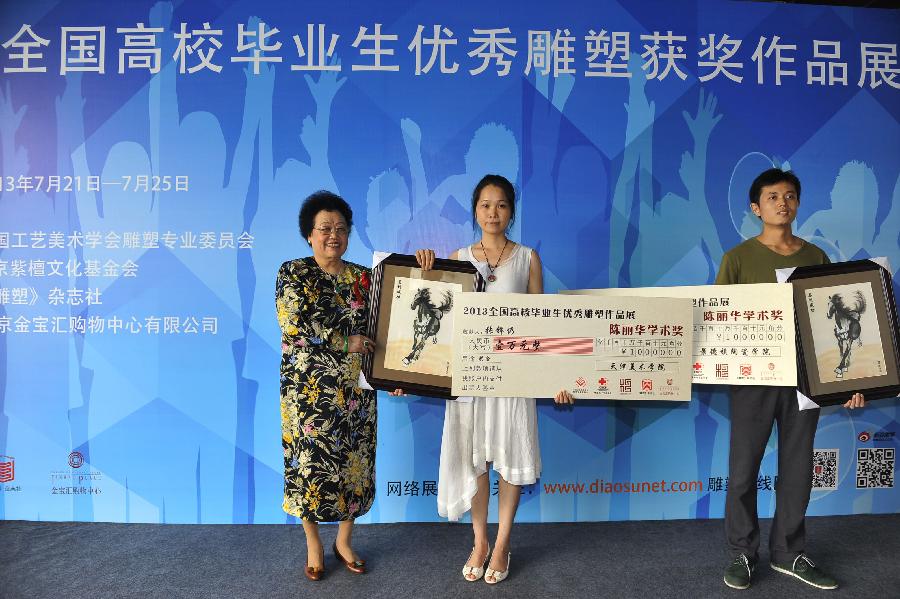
[529,249,572,403]
[527,249,544,294]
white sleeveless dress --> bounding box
[437,243,542,521]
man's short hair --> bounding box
[749,168,801,206]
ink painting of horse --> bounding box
[384,277,462,376]
[401,288,453,366]
[826,291,865,378]
[809,283,887,384]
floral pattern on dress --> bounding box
[276,257,375,521]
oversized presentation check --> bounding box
[451,292,694,400]
[563,284,797,386]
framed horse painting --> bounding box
[788,259,900,406]
[363,253,485,398]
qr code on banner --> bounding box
[812,449,838,490]
[857,448,895,489]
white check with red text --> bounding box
[451,292,693,400]
[563,283,796,386]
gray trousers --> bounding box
[725,385,820,564]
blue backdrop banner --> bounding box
[0,0,898,524]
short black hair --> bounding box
[471,174,516,227]
[749,168,801,206]
[298,190,353,243]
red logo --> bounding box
[815,464,823,475]
[858,431,871,442]
[575,377,586,387]
[715,364,729,378]
[768,362,775,371]
[620,379,632,393]
[692,362,703,372]
[598,377,608,386]
[0,456,14,483]
[68,451,84,469]
[641,379,653,391]
[666,378,674,386]
[740,364,752,377]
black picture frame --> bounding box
[787,259,900,406]
[363,253,485,398]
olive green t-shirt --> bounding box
[715,237,830,285]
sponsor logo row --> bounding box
[578,376,675,394]
[1,451,104,494]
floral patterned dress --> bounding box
[276,257,375,522]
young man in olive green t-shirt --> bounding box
[718,168,865,591]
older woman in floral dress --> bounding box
[276,190,376,581]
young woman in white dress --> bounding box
[409,174,573,584]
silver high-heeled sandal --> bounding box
[461,545,490,581]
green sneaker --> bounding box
[771,554,838,590]
[724,554,756,590]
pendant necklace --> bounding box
[481,238,509,283]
